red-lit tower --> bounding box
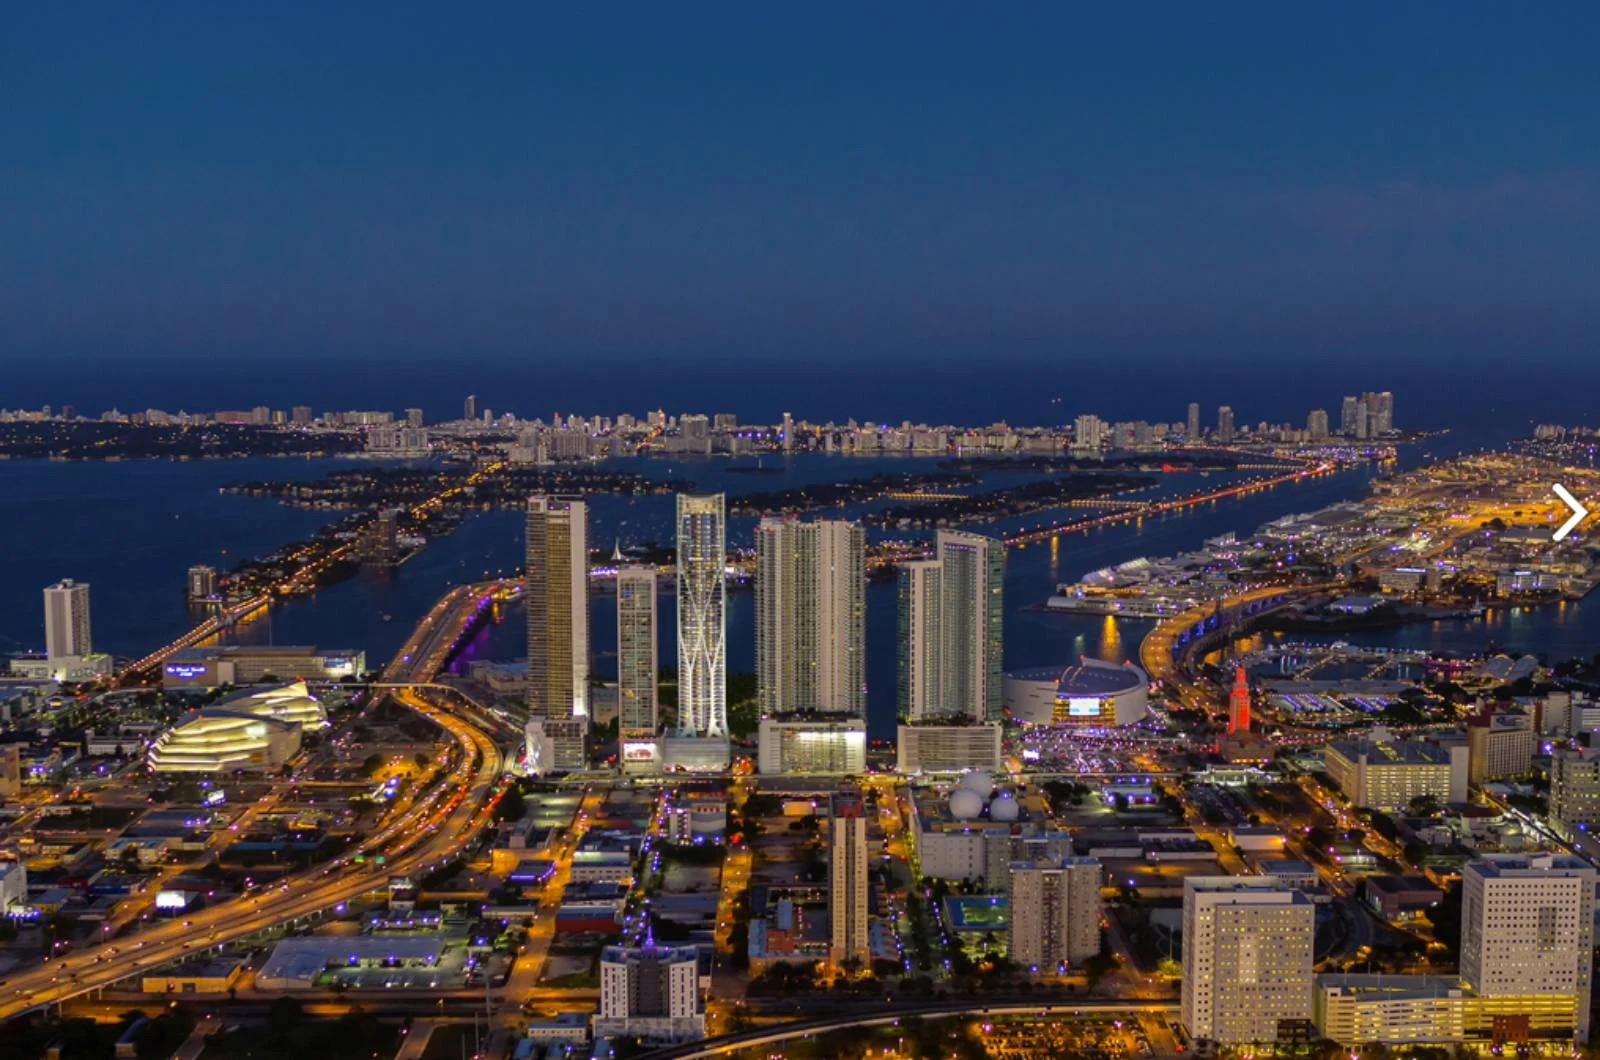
[1228,665,1251,734]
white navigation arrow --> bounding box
[1553,483,1589,542]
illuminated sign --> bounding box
[164,664,210,679]
[1066,697,1104,718]
[622,741,660,762]
[204,788,227,806]
[155,890,189,910]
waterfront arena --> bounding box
[1004,657,1150,727]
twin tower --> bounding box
[523,492,1004,774]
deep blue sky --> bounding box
[4,4,1600,420]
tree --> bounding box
[1407,794,1441,817]
[494,783,527,822]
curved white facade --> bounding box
[1004,658,1148,727]
[212,681,328,729]
[148,710,301,773]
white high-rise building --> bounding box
[1339,396,1358,435]
[755,518,865,716]
[1007,856,1102,971]
[1186,402,1201,441]
[896,533,1004,722]
[1461,854,1596,1043]
[781,411,793,453]
[937,531,1005,721]
[596,943,704,1042]
[1306,409,1329,441]
[829,794,870,968]
[675,493,727,741]
[1073,414,1105,451]
[1182,877,1315,1045]
[616,565,658,740]
[43,580,91,660]
[525,497,589,772]
[897,560,942,722]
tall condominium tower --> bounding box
[525,497,589,771]
[463,394,477,422]
[829,794,870,967]
[1340,395,1360,435]
[1461,854,1596,1043]
[616,565,659,740]
[1306,409,1329,441]
[755,517,866,716]
[1216,405,1235,444]
[43,579,91,660]
[1181,878,1314,1045]
[781,411,793,453]
[1007,856,1102,971]
[896,531,1005,721]
[937,530,1005,720]
[675,493,727,740]
[897,560,943,721]
[1186,401,1201,441]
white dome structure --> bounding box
[989,792,1021,822]
[948,788,985,820]
[958,769,994,795]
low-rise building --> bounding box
[1361,875,1444,921]
[1467,706,1538,783]
[756,715,866,775]
[161,646,365,691]
[895,722,1003,774]
[147,711,301,773]
[1324,735,1465,811]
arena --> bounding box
[1004,657,1149,727]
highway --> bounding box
[634,999,1180,1060]
[0,585,515,1024]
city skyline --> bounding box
[8,6,1600,1056]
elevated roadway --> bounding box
[0,585,514,1024]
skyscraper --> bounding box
[1306,409,1329,441]
[1340,395,1360,435]
[1182,878,1315,1045]
[755,518,866,717]
[1186,401,1201,441]
[525,497,589,771]
[616,565,659,740]
[937,531,1005,721]
[781,411,793,453]
[675,493,727,741]
[405,407,424,428]
[829,794,870,968]
[897,532,1005,721]
[463,394,477,422]
[43,579,91,660]
[897,560,943,721]
[1461,854,1596,1042]
[1007,856,1102,971]
[1216,405,1235,444]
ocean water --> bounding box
[3,419,1591,738]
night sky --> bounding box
[4,4,1599,415]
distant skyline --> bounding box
[5,5,1600,395]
